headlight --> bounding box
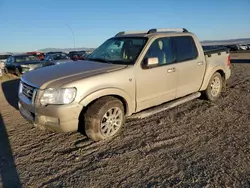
[40,88,77,105]
[18,82,23,94]
[29,64,43,70]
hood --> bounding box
[20,61,43,65]
[53,59,73,64]
[21,60,127,89]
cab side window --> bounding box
[144,37,175,65]
[172,36,198,62]
[11,57,15,63]
[45,55,52,61]
[6,57,12,64]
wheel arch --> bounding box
[200,66,226,91]
[79,88,135,116]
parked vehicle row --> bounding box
[46,50,91,61]
[2,50,93,76]
[203,44,250,52]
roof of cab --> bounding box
[0,52,14,55]
[113,28,193,38]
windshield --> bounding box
[69,52,86,57]
[0,55,11,60]
[88,37,147,65]
[46,53,69,60]
[53,53,69,60]
[15,55,38,62]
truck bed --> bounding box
[204,48,229,57]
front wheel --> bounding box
[3,67,8,74]
[204,72,223,101]
[15,68,21,77]
[84,97,125,141]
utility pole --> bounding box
[65,24,76,50]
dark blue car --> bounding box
[5,54,44,76]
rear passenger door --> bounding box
[171,36,206,98]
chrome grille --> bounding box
[22,82,36,101]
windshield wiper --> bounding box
[88,58,113,64]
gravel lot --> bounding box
[0,57,250,187]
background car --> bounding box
[0,53,13,65]
[224,45,239,51]
[238,44,248,50]
[68,50,88,61]
[43,53,73,66]
[45,51,65,55]
[85,50,92,55]
[5,54,43,76]
[246,44,250,50]
[26,52,45,60]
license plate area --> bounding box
[19,102,35,122]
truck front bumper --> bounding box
[18,94,83,132]
[226,68,231,80]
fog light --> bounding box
[45,116,59,126]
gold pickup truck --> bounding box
[18,28,231,141]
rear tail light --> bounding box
[227,55,230,67]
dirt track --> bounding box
[0,61,250,187]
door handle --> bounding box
[167,67,176,73]
[197,61,204,66]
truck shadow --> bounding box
[0,114,22,187]
[1,78,19,110]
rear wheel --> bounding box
[204,72,223,101]
[84,97,125,141]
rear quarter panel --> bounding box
[200,51,230,91]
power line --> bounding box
[65,24,76,50]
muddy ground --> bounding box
[0,58,250,187]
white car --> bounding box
[238,44,248,50]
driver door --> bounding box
[5,57,14,73]
[44,55,54,66]
[135,37,178,112]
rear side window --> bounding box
[172,36,198,62]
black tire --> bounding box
[15,68,21,77]
[204,72,223,101]
[84,96,125,141]
[3,67,8,75]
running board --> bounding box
[130,92,201,119]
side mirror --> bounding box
[143,57,159,68]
